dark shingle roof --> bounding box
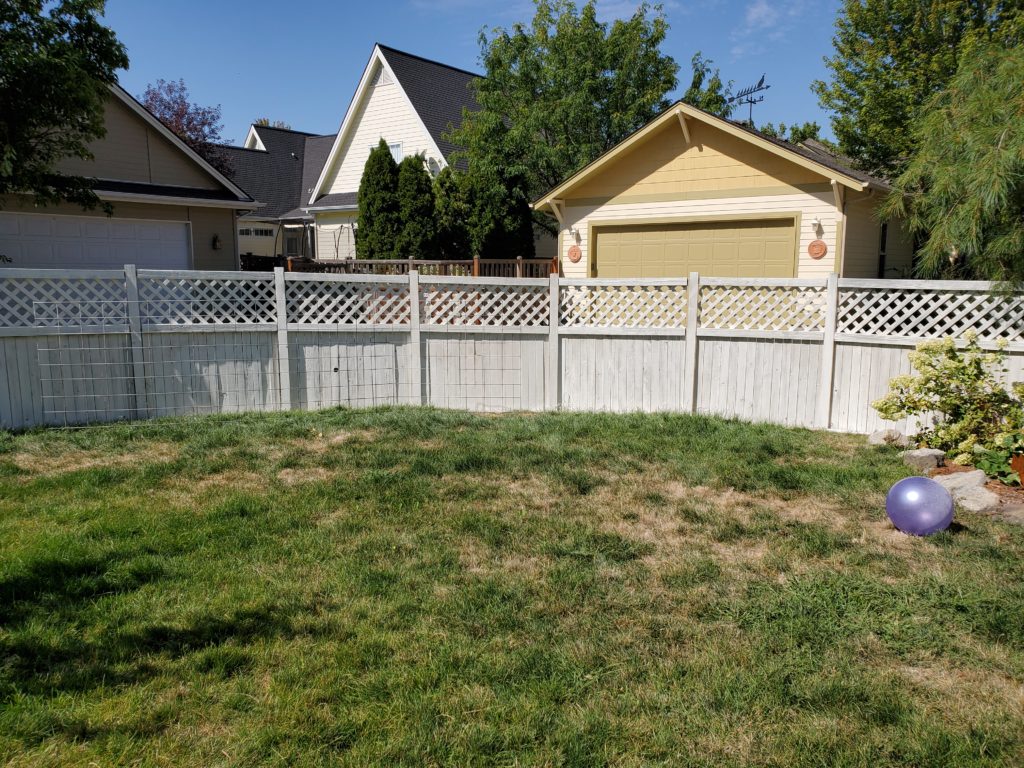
[220,126,333,220]
[305,191,357,211]
[377,44,480,162]
[301,135,336,203]
[94,179,250,202]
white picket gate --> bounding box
[1,267,1021,433]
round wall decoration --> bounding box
[567,244,583,263]
[807,239,828,259]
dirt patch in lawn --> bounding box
[11,441,180,476]
[276,467,336,486]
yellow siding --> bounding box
[58,96,220,190]
[321,61,441,197]
[841,193,883,278]
[570,120,825,203]
[314,212,358,260]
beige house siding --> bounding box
[320,63,441,198]
[883,219,915,278]
[238,222,281,258]
[560,189,839,279]
[840,193,884,278]
[0,196,237,270]
[58,96,221,190]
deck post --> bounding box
[683,271,700,413]
[408,270,423,405]
[516,255,524,278]
[274,267,292,412]
[816,272,839,429]
[545,272,560,410]
[123,264,149,420]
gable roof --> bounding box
[108,84,256,207]
[219,125,327,219]
[533,101,888,210]
[307,43,481,207]
[376,45,480,163]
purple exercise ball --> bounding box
[885,476,954,536]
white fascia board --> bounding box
[98,190,262,210]
[308,47,385,204]
[243,125,266,150]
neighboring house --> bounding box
[0,84,257,271]
[534,102,913,279]
[305,44,481,260]
[219,125,334,261]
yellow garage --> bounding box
[591,218,797,278]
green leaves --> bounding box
[0,0,127,210]
[880,44,1024,280]
[356,139,401,260]
[395,155,436,261]
[814,0,1024,180]
[448,0,677,204]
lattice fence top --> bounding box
[286,280,411,325]
[421,282,549,327]
[138,275,276,325]
[560,283,687,328]
[0,275,128,328]
[838,285,1024,342]
[699,284,827,332]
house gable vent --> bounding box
[372,68,393,87]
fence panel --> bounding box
[3,268,1022,434]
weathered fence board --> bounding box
[2,266,1022,434]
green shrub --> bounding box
[356,139,400,260]
[973,433,1024,485]
[872,334,1024,463]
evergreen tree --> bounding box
[814,0,1024,179]
[880,44,1024,281]
[465,167,536,260]
[356,139,400,260]
[433,167,472,260]
[395,155,436,260]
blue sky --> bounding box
[105,0,842,146]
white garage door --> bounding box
[0,212,190,270]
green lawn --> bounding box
[1,408,1022,767]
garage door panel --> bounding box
[594,219,796,278]
[0,212,190,270]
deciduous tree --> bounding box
[0,0,128,211]
[682,53,732,118]
[813,0,1024,179]
[449,0,678,242]
[141,78,231,174]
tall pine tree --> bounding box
[395,155,436,260]
[356,139,400,259]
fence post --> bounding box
[816,272,839,429]
[545,272,560,410]
[683,271,700,413]
[123,264,149,420]
[516,255,524,278]
[408,270,423,405]
[274,267,292,412]
[473,256,480,277]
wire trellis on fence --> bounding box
[2,266,1022,432]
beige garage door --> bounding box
[592,219,796,278]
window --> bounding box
[369,142,403,163]
[254,228,274,237]
[239,228,252,237]
[238,227,274,237]
[285,234,300,257]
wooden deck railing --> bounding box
[287,256,559,278]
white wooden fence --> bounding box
[1,266,1022,433]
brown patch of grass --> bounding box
[276,467,335,486]
[506,475,560,511]
[457,538,549,579]
[11,441,179,476]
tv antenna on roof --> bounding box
[728,74,770,125]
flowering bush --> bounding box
[872,334,1024,464]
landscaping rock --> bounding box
[903,448,945,471]
[934,470,987,493]
[993,504,1024,526]
[953,486,1001,514]
[869,429,909,447]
